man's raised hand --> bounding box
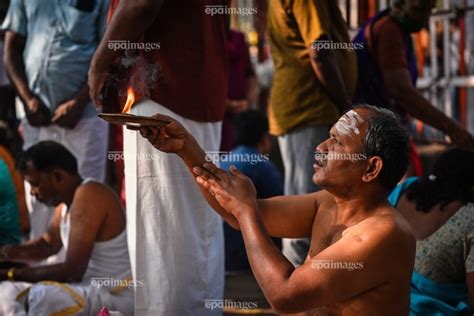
[138,114,188,155]
[193,164,258,218]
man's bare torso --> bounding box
[283,195,414,316]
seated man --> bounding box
[138,105,416,315]
[0,141,133,315]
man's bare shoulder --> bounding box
[75,181,117,200]
[72,181,122,215]
[342,207,416,265]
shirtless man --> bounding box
[139,105,416,315]
[0,141,133,315]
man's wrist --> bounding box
[21,91,35,105]
[178,132,200,162]
[235,204,260,223]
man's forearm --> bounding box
[310,49,351,113]
[1,263,79,283]
[3,42,32,103]
[90,0,163,74]
[237,210,295,307]
[178,134,240,228]
[1,238,57,263]
[394,87,458,134]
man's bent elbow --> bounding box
[269,295,305,314]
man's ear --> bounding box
[362,156,383,183]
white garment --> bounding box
[21,115,108,264]
[59,180,132,285]
[0,179,134,315]
[0,278,132,315]
[124,99,224,315]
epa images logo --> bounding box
[311,259,364,271]
[204,5,257,16]
[107,40,161,52]
[311,40,363,51]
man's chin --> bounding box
[312,173,323,187]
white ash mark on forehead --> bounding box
[334,110,364,136]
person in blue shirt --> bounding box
[2,0,110,247]
[219,110,283,272]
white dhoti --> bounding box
[124,100,224,315]
[0,280,133,315]
[21,113,108,264]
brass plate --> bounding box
[98,113,170,127]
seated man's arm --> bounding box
[1,184,110,283]
[257,190,330,238]
[237,213,413,313]
[0,206,63,263]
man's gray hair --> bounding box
[352,104,410,191]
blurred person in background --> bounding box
[219,110,283,273]
[267,0,357,266]
[88,1,229,314]
[2,0,110,260]
[221,19,258,152]
[0,2,21,161]
[388,148,474,315]
[0,121,25,247]
[0,141,133,315]
[353,0,474,150]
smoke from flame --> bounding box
[121,87,136,113]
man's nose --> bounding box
[316,139,329,153]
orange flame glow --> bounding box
[121,87,136,113]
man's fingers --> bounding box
[140,127,155,140]
[151,113,174,124]
[193,167,211,181]
[208,179,230,199]
[202,163,226,177]
[229,165,245,178]
[148,128,163,147]
[51,114,61,123]
[196,176,211,190]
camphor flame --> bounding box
[121,87,136,113]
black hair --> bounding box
[354,105,410,191]
[405,148,474,212]
[233,110,269,147]
[17,141,78,174]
